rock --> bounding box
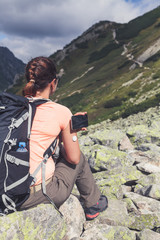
[137,172,160,186]
[89,129,126,149]
[123,197,139,214]
[78,135,94,147]
[136,37,160,63]
[135,184,160,200]
[125,192,160,214]
[94,166,142,199]
[127,124,160,146]
[136,229,160,240]
[136,162,160,174]
[0,195,85,240]
[88,145,129,172]
[80,223,107,240]
[118,135,134,151]
[97,199,134,227]
[129,213,160,231]
[136,148,160,164]
[81,223,137,240]
[135,143,160,154]
[0,204,66,240]
[60,194,86,239]
[121,185,132,194]
[128,151,149,164]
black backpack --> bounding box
[0,92,61,216]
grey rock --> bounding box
[137,229,160,240]
[123,197,139,214]
[136,162,160,174]
[93,166,142,200]
[0,204,66,240]
[128,151,149,164]
[60,195,85,239]
[129,213,160,231]
[97,199,134,227]
[118,135,134,151]
[89,129,126,149]
[137,172,160,186]
[135,184,160,200]
[125,192,160,214]
[81,223,136,240]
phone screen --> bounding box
[71,114,88,130]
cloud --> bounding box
[0,0,139,38]
[0,35,68,63]
[0,0,159,62]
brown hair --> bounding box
[22,56,57,97]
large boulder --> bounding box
[0,195,85,240]
[0,204,66,240]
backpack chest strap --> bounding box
[6,154,29,167]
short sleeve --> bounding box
[56,104,72,130]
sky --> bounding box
[0,0,159,63]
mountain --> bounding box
[0,47,25,91]
[9,6,160,124]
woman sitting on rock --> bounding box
[20,56,108,220]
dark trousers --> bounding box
[20,152,101,210]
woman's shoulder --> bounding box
[48,102,72,127]
[46,101,72,115]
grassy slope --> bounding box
[49,6,160,124]
[9,6,160,124]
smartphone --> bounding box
[71,114,88,130]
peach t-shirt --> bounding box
[29,101,72,185]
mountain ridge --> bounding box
[7,5,160,124]
[0,46,25,91]
[49,5,160,124]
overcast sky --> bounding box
[0,0,159,63]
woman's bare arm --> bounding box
[61,121,81,164]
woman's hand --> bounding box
[60,111,88,164]
[72,112,88,132]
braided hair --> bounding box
[22,56,57,97]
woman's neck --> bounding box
[35,89,50,99]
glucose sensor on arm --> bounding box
[72,136,77,142]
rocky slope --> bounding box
[1,106,160,239]
[0,46,25,92]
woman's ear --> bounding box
[50,79,57,94]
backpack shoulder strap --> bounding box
[28,98,63,216]
[30,137,63,217]
[27,98,50,139]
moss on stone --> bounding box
[103,228,115,240]
[155,189,160,199]
[21,217,40,240]
[120,231,133,240]
[129,214,160,231]
[123,198,136,213]
[94,165,142,200]
[137,173,160,186]
[127,124,160,146]
[58,223,67,240]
